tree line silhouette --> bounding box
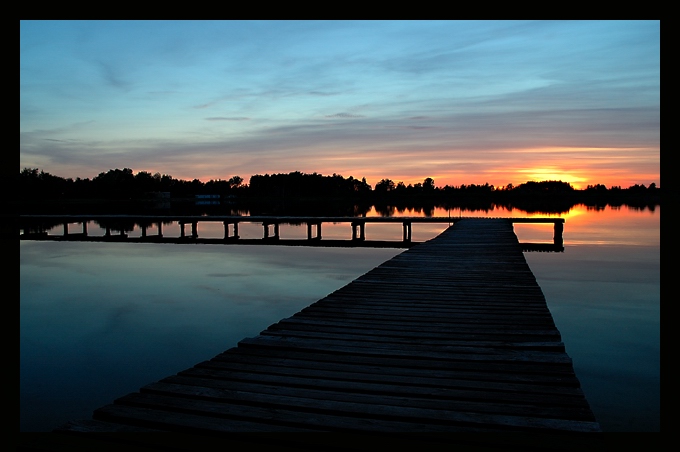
[17,167,660,215]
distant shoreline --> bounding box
[16,168,660,216]
[13,194,660,217]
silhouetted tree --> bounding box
[228,175,244,188]
[423,177,435,191]
[374,179,396,193]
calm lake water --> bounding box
[19,205,659,432]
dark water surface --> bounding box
[19,205,659,432]
[521,207,660,432]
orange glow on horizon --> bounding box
[516,167,587,189]
[167,168,658,191]
[55,143,659,191]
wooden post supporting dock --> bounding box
[51,219,599,439]
[554,221,564,246]
[179,221,198,239]
[402,221,411,242]
[352,220,366,241]
[223,221,239,240]
[307,222,322,240]
[263,222,280,240]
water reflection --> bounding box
[526,244,659,431]
[19,205,659,432]
[20,242,403,432]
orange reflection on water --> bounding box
[362,204,659,246]
[558,204,659,246]
[364,205,567,219]
[41,204,658,247]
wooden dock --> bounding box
[21,218,600,450]
[19,214,566,252]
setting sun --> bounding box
[519,167,587,189]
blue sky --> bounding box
[20,20,660,188]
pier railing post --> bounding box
[307,222,321,240]
[351,221,365,240]
[403,222,412,242]
[224,221,239,240]
[554,221,564,247]
[263,223,279,240]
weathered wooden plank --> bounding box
[307,295,552,309]
[269,316,562,339]
[298,305,557,319]
[216,347,581,379]
[191,359,584,397]
[137,381,599,429]
[318,291,551,304]
[293,312,557,327]
[237,335,573,364]
[99,393,493,432]
[292,309,560,326]
[149,377,594,420]
[257,329,565,351]
[175,366,588,409]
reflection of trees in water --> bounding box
[373,203,436,218]
[373,205,395,217]
[629,204,657,212]
[244,199,372,217]
[94,219,137,233]
[502,200,572,215]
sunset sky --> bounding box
[20,20,659,189]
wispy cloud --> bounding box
[97,61,132,91]
[325,113,365,119]
[205,117,250,121]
